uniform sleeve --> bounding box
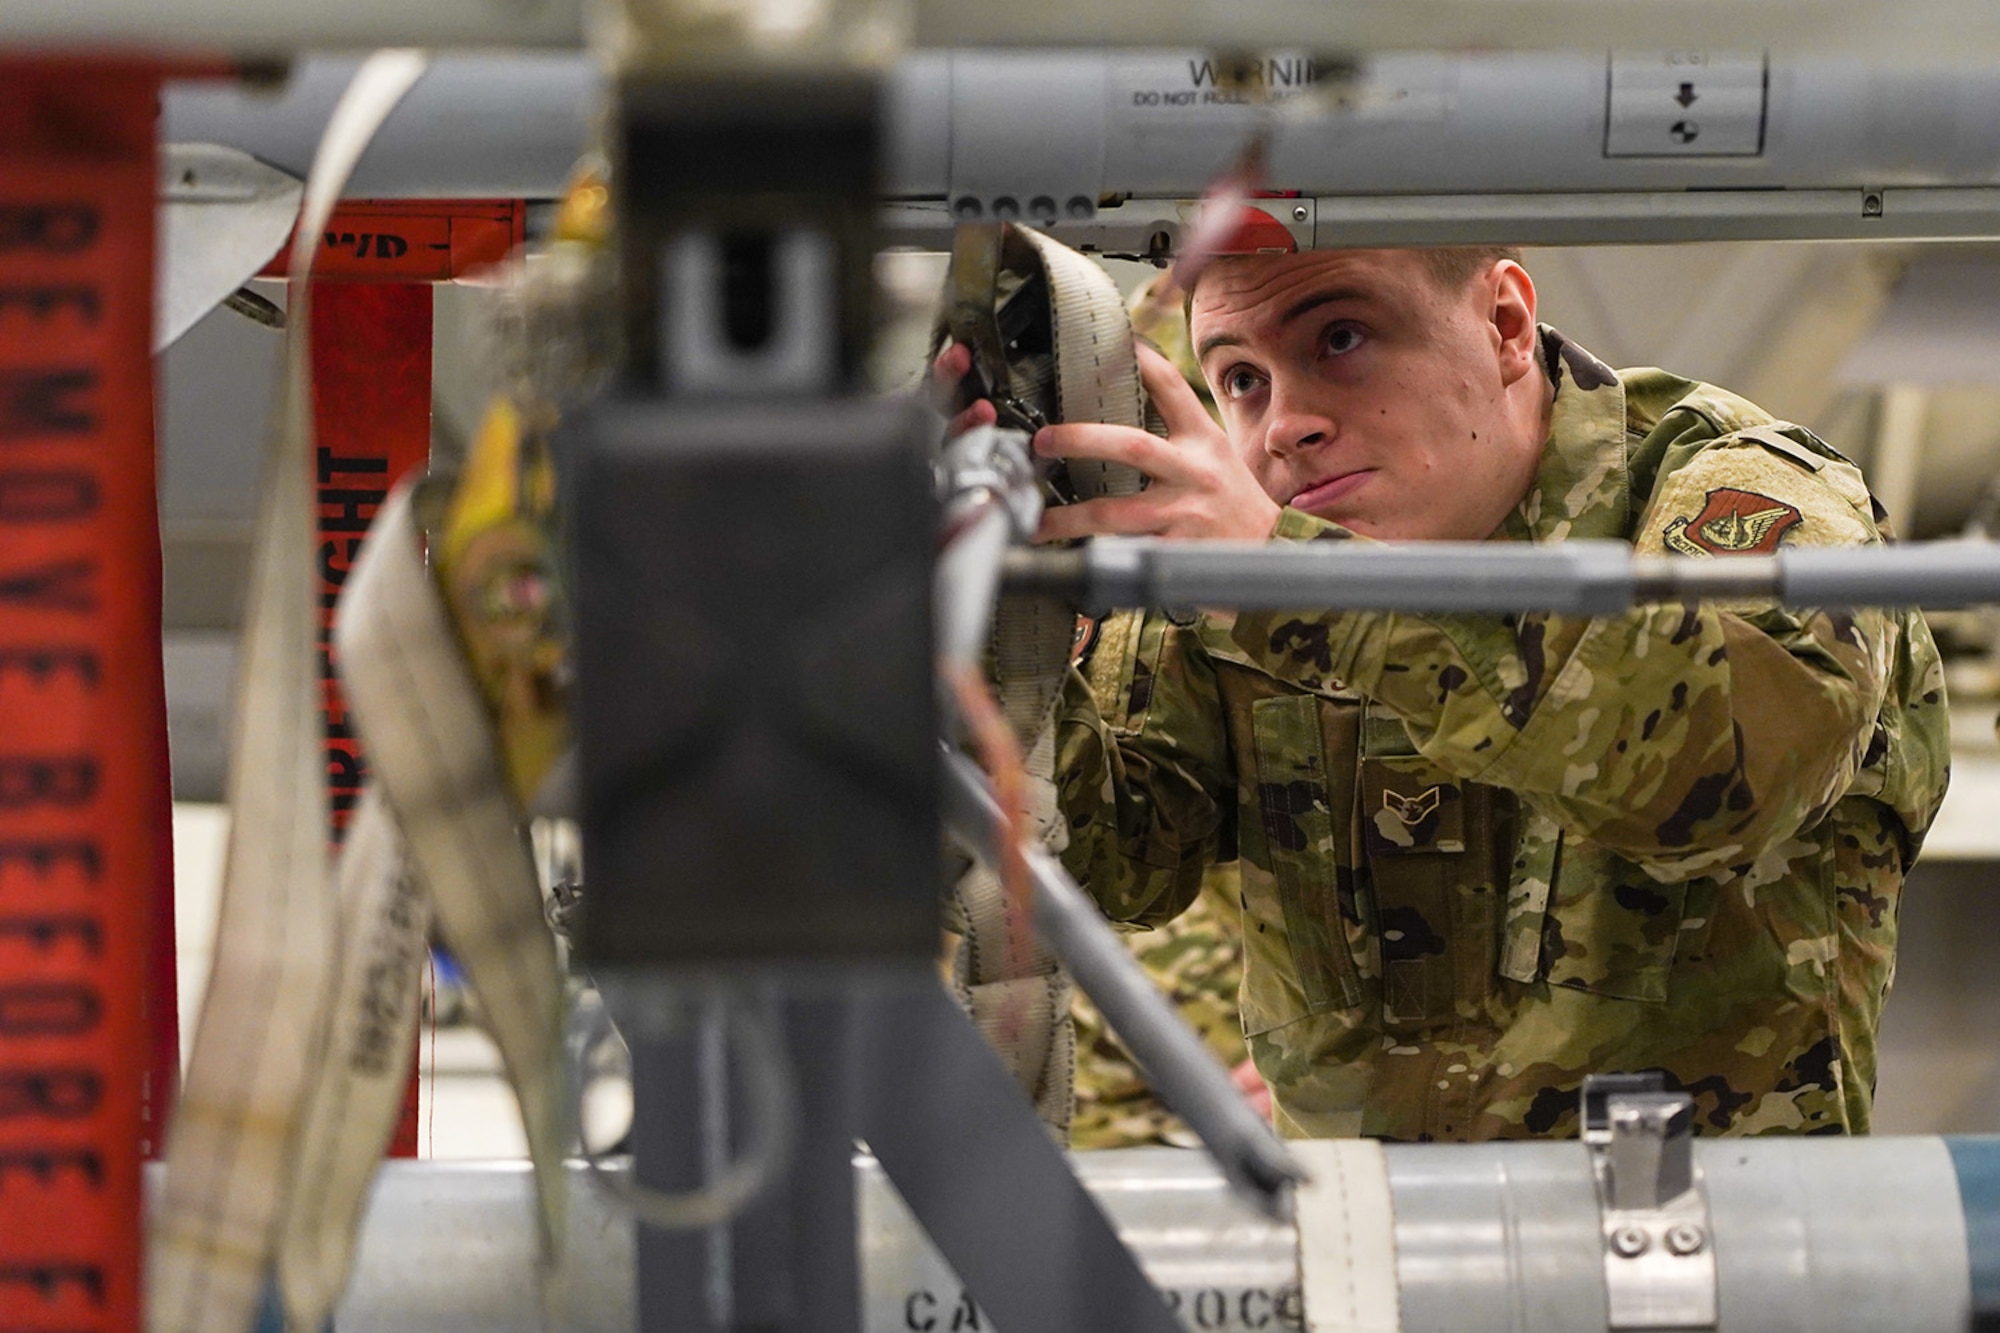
[1205,436,1896,883]
[1056,610,1232,926]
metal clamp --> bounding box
[937,421,1042,539]
[1581,1074,1718,1330]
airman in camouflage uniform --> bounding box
[1046,248,1950,1141]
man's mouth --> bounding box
[1289,470,1374,513]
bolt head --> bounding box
[1666,1223,1707,1256]
[1611,1225,1650,1258]
[1292,204,1310,222]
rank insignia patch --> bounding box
[1663,488,1803,556]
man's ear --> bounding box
[1489,259,1539,388]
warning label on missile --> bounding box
[1128,56,1324,108]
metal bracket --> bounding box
[1581,1073,1719,1330]
[937,422,1042,539]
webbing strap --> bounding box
[273,788,425,1329]
[335,482,570,1256]
[940,224,1149,1131]
[1291,1139,1403,1332]
[1016,226,1147,502]
[273,404,571,1329]
[943,224,1015,419]
[147,51,431,1333]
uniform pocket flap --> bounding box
[1539,853,1688,1004]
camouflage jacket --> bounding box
[1057,328,1951,1141]
[1070,867,1248,1148]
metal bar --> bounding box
[302,1136,1987,1332]
[0,1,581,50]
[903,2,2000,60]
[20,0,2000,58]
[940,748,1305,1220]
[732,994,863,1333]
[1310,188,2000,248]
[160,52,2000,245]
[303,1150,1294,1332]
[1004,537,2000,613]
[857,980,1187,1333]
[630,1024,729,1333]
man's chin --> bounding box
[1292,500,1376,536]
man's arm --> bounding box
[1207,434,1908,882]
[1055,610,1233,926]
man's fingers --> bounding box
[932,342,973,381]
[1136,342,1214,431]
[932,341,983,421]
[1034,422,1185,483]
[949,399,997,436]
[1035,494,1169,543]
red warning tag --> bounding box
[0,59,174,1333]
[263,199,526,283]
[310,283,433,1155]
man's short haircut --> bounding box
[1181,245,1526,329]
[1420,245,1525,292]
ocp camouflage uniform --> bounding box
[1069,867,1249,1148]
[1058,327,1951,1141]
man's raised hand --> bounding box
[1032,344,1281,542]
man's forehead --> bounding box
[1189,249,1431,328]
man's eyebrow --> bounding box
[1194,287,1371,365]
[1279,287,1369,327]
[1194,331,1243,363]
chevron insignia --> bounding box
[1663,487,1802,556]
[1383,785,1442,827]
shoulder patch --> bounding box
[1071,613,1101,667]
[1663,487,1803,556]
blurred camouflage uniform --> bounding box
[1069,273,1256,1149]
[1069,869,1249,1148]
[1058,327,1951,1141]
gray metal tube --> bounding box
[314,1152,1295,1333]
[0,0,581,49]
[295,1135,1982,1331]
[164,55,597,200]
[1073,537,1641,616]
[161,52,2000,223]
[939,747,1305,1218]
[1382,1137,1972,1333]
[1780,541,2000,606]
[1006,538,2000,613]
[1704,1136,1969,1333]
[1387,1142,1607,1331]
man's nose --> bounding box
[1263,381,1336,458]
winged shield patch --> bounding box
[1663,487,1802,556]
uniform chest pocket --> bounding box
[1360,755,1497,1029]
[1502,814,1690,1005]
[1244,696,1366,1033]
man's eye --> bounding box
[1222,367,1263,398]
[1325,324,1365,356]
